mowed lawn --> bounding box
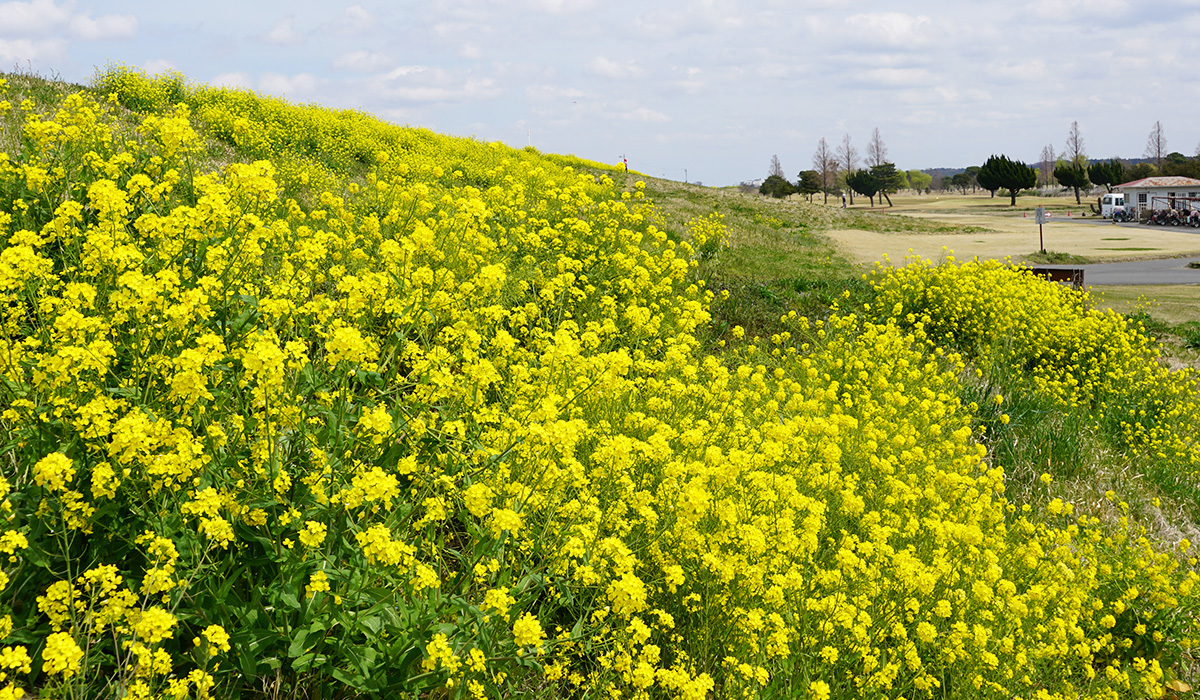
[1093,284,1200,324]
[821,192,1200,265]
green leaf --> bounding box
[277,589,301,610]
[238,648,258,679]
[356,614,382,636]
[233,627,279,679]
[288,622,327,658]
[292,652,326,673]
[215,563,251,599]
[330,666,366,691]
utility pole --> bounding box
[684,168,687,184]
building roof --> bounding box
[1116,176,1200,189]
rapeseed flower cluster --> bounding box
[870,256,1200,476]
[0,66,1193,699]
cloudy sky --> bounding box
[3,0,1199,185]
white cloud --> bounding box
[385,65,428,79]
[431,22,489,59]
[632,3,744,39]
[0,36,64,62]
[68,13,137,41]
[618,107,669,123]
[263,17,303,46]
[376,66,502,104]
[331,4,373,34]
[861,67,933,87]
[385,78,500,103]
[205,71,320,97]
[524,84,588,124]
[376,107,419,124]
[1026,0,1128,22]
[987,58,1047,82]
[142,58,176,74]
[525,84,585,101]
[670,67,705,93]
[0,0,69,36]
[935,86,959,102]
[585,56,644,79]
[0,1,134,41]
[210,72,254,90]
[259,72,319,97]
[756,62,802,79]
[333,50,392,72]
[899,110,940,126]
[525,0,598,13]
[845,12,931,46]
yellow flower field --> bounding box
[0,66,1194,699]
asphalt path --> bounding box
[1027,255,1200,285]
[1029,218,1200,284]
[1075,256,1200,285]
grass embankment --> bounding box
[637,179,980,341]
[0,66,1198,699]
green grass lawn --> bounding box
[1091,284,1200,324]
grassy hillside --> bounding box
[0,66,1196,700]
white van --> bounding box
[1100,192,1125,218]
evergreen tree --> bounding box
[1087,159,1126,193]
[976,161,1002,198]
[759,174,796,198]
[1127,162,1157,181]
[797,170,822,201]
[1054,161,1090,204]
[978,155,1037,206]
[846,170,881,207]
[1162,152,1200,179]
[869,163,906,207]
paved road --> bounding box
[1074,257,1200,285]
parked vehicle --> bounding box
[1099,192,1126,218]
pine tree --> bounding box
[978,155,1037,206]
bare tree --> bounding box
[813,137,838,204]
[1039,144,1056,188]
[835,133,858,204]
[1145,121,1167,171]
[769,154,785,178]
[865,127,888,168]
[1064,121,1086,166]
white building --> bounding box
[1116,176,1200,216]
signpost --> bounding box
[1035,206,1046,253]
